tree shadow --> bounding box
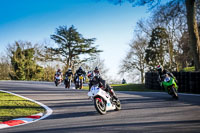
[10,119,200,133]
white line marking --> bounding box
[0,90,53,129]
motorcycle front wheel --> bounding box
[172,87,179,100]
[55,80,58,86]
[79,80,83,89]
[94,97,106,115]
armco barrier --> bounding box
[145,72,200,94]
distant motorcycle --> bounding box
[162,74,178,99]
[55,75,62,86]
[88,85,121,115]
[64,75,72,89]
[75,75,84,89]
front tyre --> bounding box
[172,87,179,100]
[55,80,58,86]
[114,100,121,111]
[94,97,106,115]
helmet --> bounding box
[87,71,93,78]
[58,69,61,72]
[68,68,72,71]
[156,65,162,72]
[95,67,98,71]
[94,67,99,74]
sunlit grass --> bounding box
[0,91,45,122]
[111,84,160,92]
[83,84,160,92]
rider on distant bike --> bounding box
[64,68,73,85]
[88,67,119,101]
[65,68,73,77]
[55,68,63,82]
[74,67,86,83]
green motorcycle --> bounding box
[161,74,178,99]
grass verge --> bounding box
[0,91,45,122]
[83,84,161,92]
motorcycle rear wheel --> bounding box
[94,97,106,115]
[114,100,121,111]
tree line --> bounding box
[1,0,200,84]
[0,26,103,81]
[118,0,200,83]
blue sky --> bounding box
[0,0,150,79]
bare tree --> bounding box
[0,53,11,80]
[119,36,147,83]
[84,55,109,79]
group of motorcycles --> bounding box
[54,71,178,115]
[54,72,122,115]
[54,74,84,89]
[87,73,178,115]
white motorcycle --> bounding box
[88,85,121,115]
[55,75,62,86]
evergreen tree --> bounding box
[45,25,102,71]
[11,45,26,80]
[145,27,170,69]
[9,41,44,80]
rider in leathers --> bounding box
[88,67,119,101]
[64,68,73,85]
[54,68,63,82]
[156,65,177,90]
[74,67,86,83]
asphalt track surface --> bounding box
[0,81,200,133]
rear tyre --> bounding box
[94,97,106,115]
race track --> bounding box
[0,81,200,133]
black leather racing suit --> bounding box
[89,75,118,100]
[74,69,86,83]
[157,69,176,90]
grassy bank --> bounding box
[83,84,161,92]
[0,91,45,122]
[111,84,160,92]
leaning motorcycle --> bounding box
[75,75,83,89]
[64,75,72,89]
[55,75,61,86]
[162,74,179,99]
[88,85,121,115]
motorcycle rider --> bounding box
[156,65,177,89]
[88,67,100,91]
[88,67,119,101]
[74,67,86,83]
[94,66,100,75]
[64,68,73,86]
[55,68,63,82]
